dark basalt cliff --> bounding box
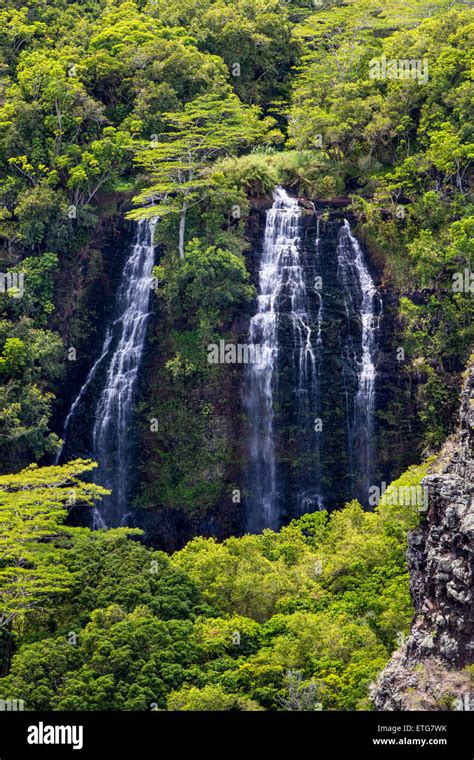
[133,197,426,549]
[371,358,473,711]
[52,192,433,550]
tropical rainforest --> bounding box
[0,0,472,712]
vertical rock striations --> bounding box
[371,358,473,710]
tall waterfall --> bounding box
[58,219,155,529]
[92,219,155,527]
[244,188,322,533]
[244,194,382,532]
[337,219,382,505]
[295,217,324,515]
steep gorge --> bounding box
[0,0,472,721]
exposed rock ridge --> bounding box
[371,357,473,710]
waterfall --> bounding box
[336,219,382,504]
[244,200,382,531]
[92,219,155,527]
[300,214,324,513]
[54,328,113,466]
[58,219,155,528]
[244,187,322,532]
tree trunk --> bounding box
[178,201,188,260]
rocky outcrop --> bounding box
[371,357,473,711]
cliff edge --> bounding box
[371,358,473,710]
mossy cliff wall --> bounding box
[132,198,424,549]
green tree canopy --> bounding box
[129,91,279,258]
[0,459,108,630]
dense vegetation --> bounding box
[0,0,472,710]
[2,459,434,710]
[0,0,472,469]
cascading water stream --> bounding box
[244,198,382,531]
[337,219,382,504]
[57,219,155,529]
[244,188,322,532]
[54,328,113,466]
[300,214,324,514]
[92,219,155,528]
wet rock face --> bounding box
[371,359,473,711]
